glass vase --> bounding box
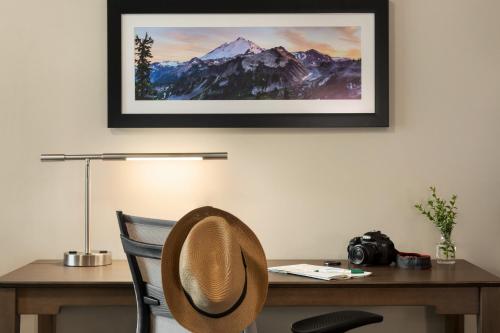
[436,236,456,264]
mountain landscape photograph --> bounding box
[134,27,362,101]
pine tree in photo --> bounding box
[135,33,154,100]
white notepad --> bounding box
[268,264,372,280]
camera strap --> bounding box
[396,251,432,269]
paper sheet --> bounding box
[268,264,372,280]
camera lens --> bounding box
[349,245,367,265]
[349,244,377,265]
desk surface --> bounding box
[1,259,499,288]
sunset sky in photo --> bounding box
[135,26,361,62]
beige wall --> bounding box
[1,0,499,332]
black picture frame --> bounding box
[107,0,388,128]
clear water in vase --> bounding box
[436,236,456,264]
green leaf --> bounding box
[415,186,458,235]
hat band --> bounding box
[182,251,248,319]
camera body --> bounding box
[347,231,397,266]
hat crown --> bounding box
[179,216,246,315]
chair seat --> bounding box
[291,310,383,333]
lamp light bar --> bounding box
[125,157,203,161]
[40,152,228,161]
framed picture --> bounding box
[108,0,388,128]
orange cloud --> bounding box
[152,42,208,62]
[337,27,361,44]
[281,29,336,56]
[167,31,206,43]
[345,48,361,59]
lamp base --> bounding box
[63,251,112,267]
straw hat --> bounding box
[161,206,268,333]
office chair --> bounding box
[117,211,190,333]
[117,211,258,333]
[291,310,383,333]
[117,211,382,333]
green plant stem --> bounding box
[439,237,455,259]
[415,186,458,247]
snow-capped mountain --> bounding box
[293,49,332,66]
[146,37,361,100]
[156,61,181,67]
[200,37,264,61]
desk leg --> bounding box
[445,315,464,333]
[479,287,500,333]
[38,315,56,333]
[0,288,20,333]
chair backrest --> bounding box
[117,211,182,333]
[117,211,257,333]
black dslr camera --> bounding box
[347,231,397,266]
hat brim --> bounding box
[161,206,268,333]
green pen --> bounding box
[351,268,365,274]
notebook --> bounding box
[268,264,372,281]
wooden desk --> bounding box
[1,259,499,333]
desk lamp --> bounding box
[40,152,228,267]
